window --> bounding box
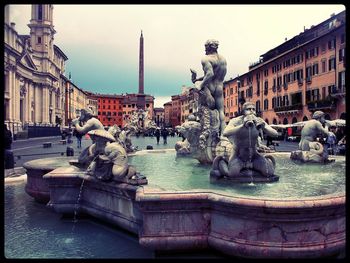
[312,89,320,101]
[37,37,41,44]
[277,76,282,87]
[256,100,261,112]
[263,99,269,110]
[312,63,319,75]
[339,48,345,62]
[322,60,326,73]
[328,57,336,71]
[264,80,268,95]
[328,38,336,50]
[272,97,276,108]
[264,69,269,77]
[338,71,345,92]
[341,34,345,44]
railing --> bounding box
[307,98,336,110]
[298,79,303,86]
[274,103,303,112]
[330,85,346,96]
[283,83,288,90]
[306,76,312,83]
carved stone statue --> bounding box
[85,129,147,185]
[290,111,334,163]
[175,115,202,156]
[69,109,146,185]
[71,108,104,134]
[211,102,279,182]
[120,125,138,153]
[191,39,227,136]
[70,109,105,167]
[181,39,226,164]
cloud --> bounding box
[8,4,345,100]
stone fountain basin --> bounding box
[39,150,345,258]
[23,157,73,203]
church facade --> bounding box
[4,5,69,135]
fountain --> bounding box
[19,40,345,258]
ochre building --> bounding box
[224,10,346,125]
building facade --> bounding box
[163,101,172,127]
[170,95,181,128]
[94,94,124,127]
[4,4,69,135]
[224,10,346,125]
[66,80,90,123]
[153,107,164,127]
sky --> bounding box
[8,4,345,107]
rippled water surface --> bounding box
[4,184,154,259]
[129,152,346,199]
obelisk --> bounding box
[137,30,146,109]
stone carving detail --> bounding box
[20,85,27,97]
[210,102,279,183]
[175,39,226,164]
[290,110,334,163]
[70,108,146,185]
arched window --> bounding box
[265,118,269,124]
[283,118,288,124]
[292,117,298,123]
[324,114,331,120]
[302,116,308,121]
[273,118,277,125]
[340,112,346,120]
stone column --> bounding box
[42,86,49,124]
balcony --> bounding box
[329,86,346,98]
[274,103,303,114]
[306,76,312,83]
[283,83,288,90]
[307,98,336,110]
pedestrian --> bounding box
[326,127,337,155]
[155,127,161,145]
[74,129,83,148]
[161,128,168,144]
[266,135,273,147]
[337,135,346,155]
[4,124,13,150]
[287,127,293,140]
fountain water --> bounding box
[72,177,86,230]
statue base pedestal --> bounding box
[210,169,279,184]
[290,150,335,164]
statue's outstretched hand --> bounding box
[190,68,197,83]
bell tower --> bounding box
[28,4,56,56]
